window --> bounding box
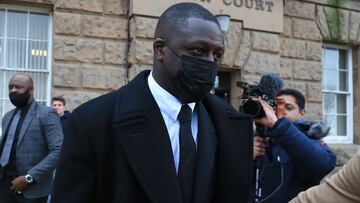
[322,45,353,143]
[0,5,52,134]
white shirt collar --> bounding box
[148,71,195,122]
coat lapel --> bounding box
[0,109,16,142]
[193,102,217,203]
[202,94,254,202]
[17,101,37,146]
[112,71,182,203]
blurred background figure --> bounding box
[51,96,70,131]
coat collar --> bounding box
[1,100,37,146]
[1,109,16,138]
[193,102,217,202]
[111,71,217,203]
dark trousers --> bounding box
[0,177,47,203]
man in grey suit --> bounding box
[0,73,63,203]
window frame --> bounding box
[0,4,52,134]
[322,44,353,144]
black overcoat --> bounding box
[51,70,253,203]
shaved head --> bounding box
[152,3,224,103]
[8,73,34,107]
[155,2,220,39]
[10,73,34,88]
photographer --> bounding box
[253,89,336,203]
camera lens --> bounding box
[241,100,265,118]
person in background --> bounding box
[0,73,63,203]
[51,96,70,130]
[290,149,360,203]
[252,88,336,203]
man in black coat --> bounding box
[51,3,253,203]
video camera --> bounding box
[237,74,284,119]
[237,74,284,203]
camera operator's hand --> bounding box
[253,136,270,160]
[253,98,278,128]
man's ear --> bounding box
[154,38,165,60]
[29,86,35,96]
[300,109,306,119]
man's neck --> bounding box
[17,100,32,113]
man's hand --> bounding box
[253,136,270,160]
[253,98,278,128]
[10,176,29,194]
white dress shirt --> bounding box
[148,71,198,174]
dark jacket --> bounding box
[1,100,63,198]
[51,70,254,203]
[60,111,70,130]
[257,118,336,203]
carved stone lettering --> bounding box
[221,0,273,12]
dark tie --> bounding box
[178,105,196,203]
[0,110,21,167]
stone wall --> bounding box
[51,0,129,110]
[212,0,360,165]
[5,0,360,148]
[285,0,360,164]
[281,1,360,164]
[4,0,129,110]
[211,0,323,118]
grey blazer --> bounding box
[1,100,63,198]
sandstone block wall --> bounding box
[5,0,360,149]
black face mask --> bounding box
[164,48,218,103]
[9,88,31,107]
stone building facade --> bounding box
[1,0,360,164]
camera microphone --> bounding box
[240,73,284,118]
[259,74,283,99]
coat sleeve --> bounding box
[289,149,360,203]
[51,110,96,203]
[266,118,336,182]
[28,107,63,183]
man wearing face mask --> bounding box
[52,2,253,203]
[0,73,63,203]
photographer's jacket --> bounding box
[258,118,336,203]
